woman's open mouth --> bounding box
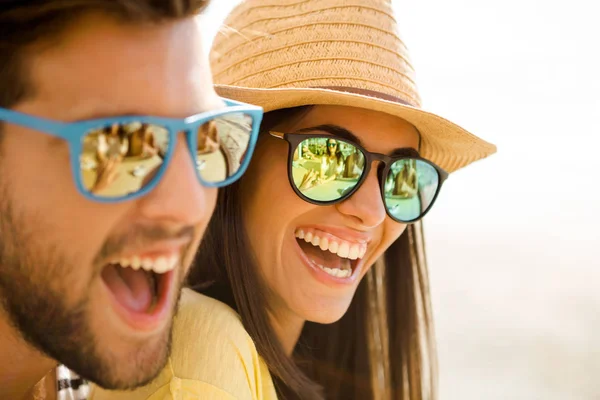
[294,228,367,280]
[101,254,179,332]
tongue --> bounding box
[102,265,154,313]
[298,240,350,270]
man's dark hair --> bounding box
[0,0,210,109]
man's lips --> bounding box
[98,242,189,334]
[101,266,177,333]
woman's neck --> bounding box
[267,307,305,356]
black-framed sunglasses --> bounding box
[270,131,449,223]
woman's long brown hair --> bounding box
[188,107,438,400]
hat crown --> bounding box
[210,0,421,107]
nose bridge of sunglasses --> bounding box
[363,152,391,178]
[178,126,208,157]
[343,153,400,203]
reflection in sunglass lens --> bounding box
[291,137,365,202]
[196,113,253,183]
[196,113,254,184]
[383,159,439,222]
[80,122,169,198]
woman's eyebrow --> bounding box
[295,124,363,147]
[390,147,421,157]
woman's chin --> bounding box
[309,315,345,325]
[300,300,354,325]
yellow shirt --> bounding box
[91,288,277,400]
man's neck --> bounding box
[0,315,57,400]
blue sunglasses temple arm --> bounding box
[0,107,68,138]
[220,97,263,111]
[221,97,244,107]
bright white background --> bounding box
[200,1,600,399]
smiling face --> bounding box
[327,138,338,156]
[240,105,420,327]
[0,14,220,389]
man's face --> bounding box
[0,14,220,389]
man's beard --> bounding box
[0,192,180,390]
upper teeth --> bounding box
[294,229,367,260]
[113,254,179,274]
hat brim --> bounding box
[215,84,496,173]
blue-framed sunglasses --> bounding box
[0,98,263,202]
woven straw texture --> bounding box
[210,0,496,172]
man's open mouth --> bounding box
[101,255,179,315]
[295,229,367,279]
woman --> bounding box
[93,0,495,399]
[91,123,128,193]
[195,0,495,398]
[298,138,345,190]
[196,0,497,397]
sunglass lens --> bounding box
[80,122,169,198]
[384,159,440,222]
[291,137,365,202]
[195,113,255,184]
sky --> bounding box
[199,1,600,398]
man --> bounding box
[0,1,224,398]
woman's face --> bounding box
[240,105,420,324]
[327,138,337,155]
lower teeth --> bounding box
[316,263,351,278]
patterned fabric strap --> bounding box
[56,365,90,400]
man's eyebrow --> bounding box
[69,103,224,122]
[70,110,149,122]
[295,124,363,147]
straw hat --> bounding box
[210,0,496,173]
